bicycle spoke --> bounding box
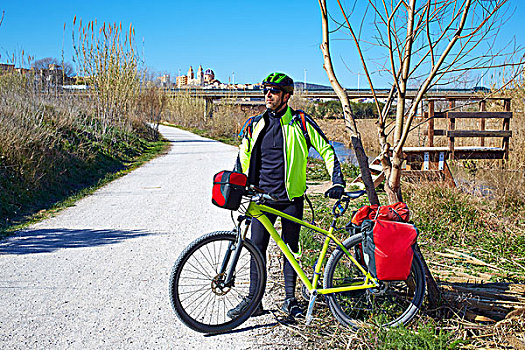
[203,242,221,273]
[177,286,210,296]
[324,234,424,329]
[190,253,217,280]
[170,232,267,332]
[184,259,215,280]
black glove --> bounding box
[324,185,345,199]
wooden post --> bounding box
[443,161,456,187]
[428,100,435,147]
[414,244,442,309]
[448,99,456,159]
[502,99,511,161]
[479,100,486,147]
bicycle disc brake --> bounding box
[211,273,232,296]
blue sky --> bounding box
[0,1,523,87]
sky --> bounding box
[0,1,524,88]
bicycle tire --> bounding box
[324,234,425,329]
[169,231,266,334]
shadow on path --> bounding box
[203,321,280,337]
[0,228,153,255]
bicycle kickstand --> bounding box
[305,290,318,325]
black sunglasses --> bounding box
[263,87,282,95]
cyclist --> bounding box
[228,72,346,319]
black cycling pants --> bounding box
[249,197,304,300]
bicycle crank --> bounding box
[369,281,389,296]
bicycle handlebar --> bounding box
[246,186,367,216]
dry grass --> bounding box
[0,19,166,228]
[259,185,525,349]
[160,89,337,142]
[161,91,261,141]
[73,18,143,132]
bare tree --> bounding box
[33,57,75,77]
[318,0,524,204]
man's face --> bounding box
[264,86,288,111]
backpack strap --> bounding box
[291,110,311,148]
[238,114,263,138]
[238,116,253,138]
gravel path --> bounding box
[0,125,297,350]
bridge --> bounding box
[167,88,488,101]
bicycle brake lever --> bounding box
[253,193,276,203]
[264,194,276,201]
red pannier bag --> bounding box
[351,202,410,225]
[212,171,248,210]
[350,204,379,226]
[361,219,418,281]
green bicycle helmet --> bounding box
[262,72,294,94]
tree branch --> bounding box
[318,0,380,206]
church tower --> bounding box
[187,66,194,80]
[197,65,204,85]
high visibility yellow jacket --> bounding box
[235,107,345,200]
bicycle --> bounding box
[169,186,426,334]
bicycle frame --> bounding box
[243,200,379,296]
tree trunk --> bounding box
[318,0,379,206]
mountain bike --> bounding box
[169,187,426,334]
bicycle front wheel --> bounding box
[324,234,425,329]
[169,231,266,334]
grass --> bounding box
[1,138,168,238]
[0,86,169,236]
[289,163,525,348]
[161,90,255,143]
[404,184,525,282]
[0,20,169,237]
[369,321,466,350]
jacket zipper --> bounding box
[281,118,290,201]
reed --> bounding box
[0,19,164,230]
[72,17,141,135]
[161,90,254,142]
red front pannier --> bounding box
[212,171,248,210]
[362,219,418,281]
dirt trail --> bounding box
[0,125,296,350]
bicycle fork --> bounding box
[221,217,252,287]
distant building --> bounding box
[176,75,188,87]
[15,68,32,75]
[158,74,171,88]
[196,65,203,85]
[36,64,64,87]
[0,63,15,74]
[204,69,215,84]
[176,65,221,88]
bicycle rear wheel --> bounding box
[169,231,266,334]
[324,234,425,329]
